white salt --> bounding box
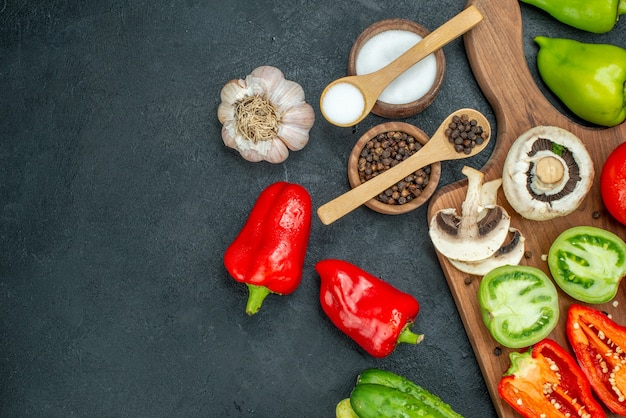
[356,29,438,105]
[321,82,365,126]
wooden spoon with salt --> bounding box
[317,109,491,225]
[319,5,483,127]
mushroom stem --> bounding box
[535,156,564,185]
[459,166,484,239]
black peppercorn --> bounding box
[358,130,433,206]
[445,113,489,155]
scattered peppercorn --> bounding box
[357,130,432,206]
[524,251,532,259]
[592,211,600,219]
[493,347,502,356]
[464,277,472,285]
[445,113,489,155]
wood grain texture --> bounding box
[427,0,626,416]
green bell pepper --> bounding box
[548,225,626,304]
[336,398,359,418]
[336,368,465,418]
[535,36,626,127]
[355,369,463,418]
[521,0,626,33]
[350,384,442,418]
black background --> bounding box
[2,0,625,416]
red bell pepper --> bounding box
[224,182,312,315]
[315,259,423,358]
[566,303,626,415]
[498,338,606,418]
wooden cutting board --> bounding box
[427,0,626,416]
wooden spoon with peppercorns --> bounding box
[317,108,491,225]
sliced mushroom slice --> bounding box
[449,227,526,276]
[449,178,526,275]
[478,178,502,222]
[502,126,594,221]
[429,166,511,262]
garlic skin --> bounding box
[218,66,315,163]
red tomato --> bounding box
[600,142,626,225]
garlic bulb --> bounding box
[218,66,315,163]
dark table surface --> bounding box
[2,1,625,417]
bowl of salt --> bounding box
[348,18,446,119]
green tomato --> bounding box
[548,226,626,304]
[478,265,559,349]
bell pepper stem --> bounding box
[397,326,424,346]
[245,284,272,315]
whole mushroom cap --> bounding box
[502,126,594,221]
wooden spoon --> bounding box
[317,108,491,225]
[319,5,483,127]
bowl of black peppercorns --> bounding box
[348,121,442,215]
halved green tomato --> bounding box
[478,265,559,348]
[548,225,626,304]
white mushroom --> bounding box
[449,228,526,276]
[502,126,594,221]
[429,166,511,262]
[478,178,503,221]
[447,178,526,275]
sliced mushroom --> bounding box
[448,178,526,275]
[449,227,526,276]
[478,178,502,222]
[502,126,594,221]
[429,166,511,262]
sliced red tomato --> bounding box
[600,141,626,226]
[566,304,626,415]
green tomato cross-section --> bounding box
[548,225,626,304]
[478,265,559,349]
